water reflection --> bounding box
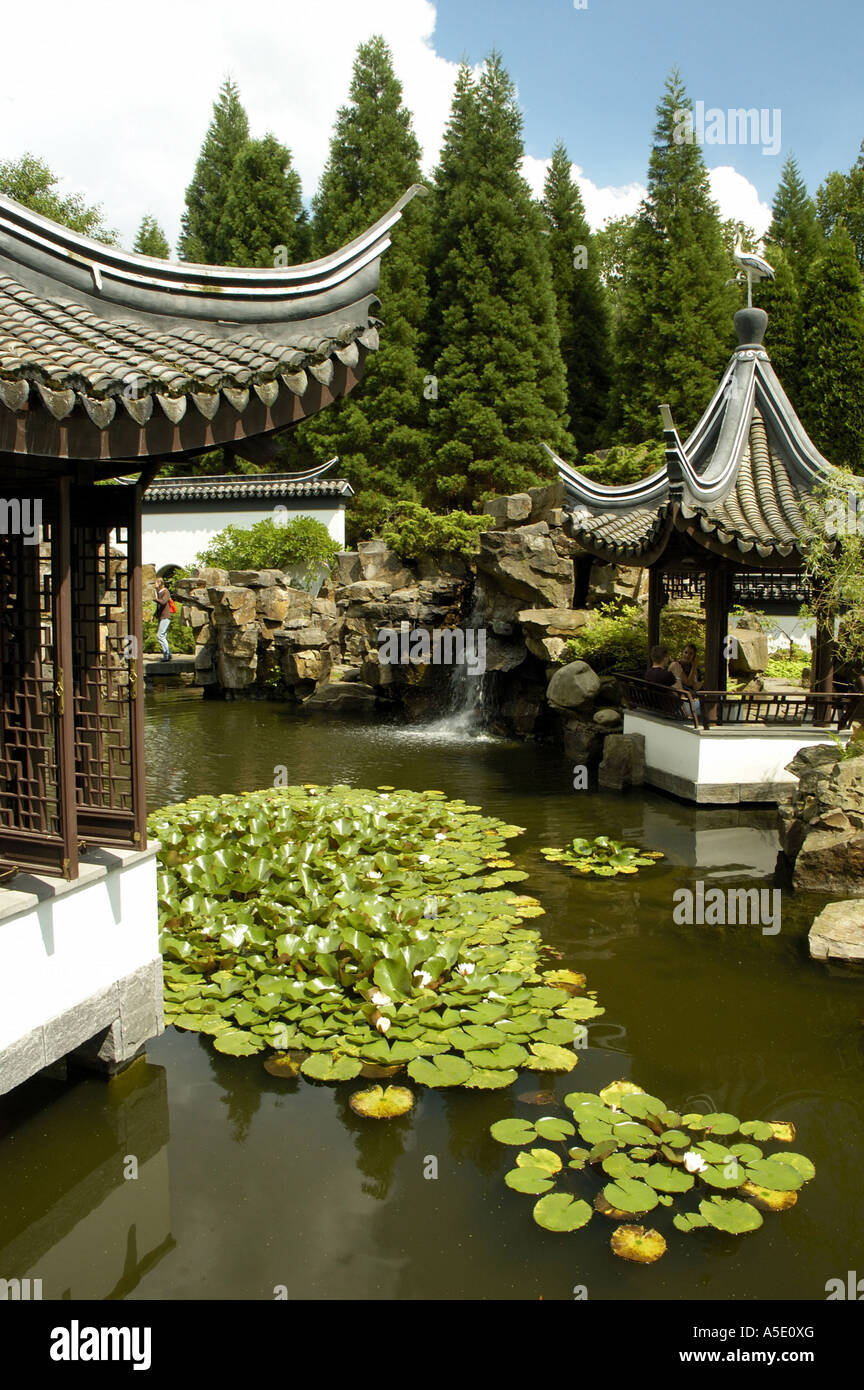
[0,1058,173,1300]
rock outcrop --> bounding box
[809,900,864,963]
[777,741,864,893]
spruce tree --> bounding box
[218,134,304,267]
[798,222,864,470]
[291,36,431,537]
[817,140,864,271]
[426,55,571,508]
[765,155,822,281]
[753,246,802,403]
[178,78,249,263]
[133,214,171,258]
[541,142,611,453]
[609,70,737,442]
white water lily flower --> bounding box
[435,832,447,841]
[369,990,393,1009]
[456,962,475,977]
[418,854,432,863]
[374,1015,391,1034]
[413,969,433,988]
[366,870,382,879]
[683,1150,708,1174]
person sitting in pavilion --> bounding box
[669,643,703,696]
[644,645,678,687]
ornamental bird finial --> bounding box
[733,236,775,308]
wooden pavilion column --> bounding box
[703,567,729,693]
[647,568,664,653]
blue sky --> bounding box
[432,0,862,210]
[1,0,861,249]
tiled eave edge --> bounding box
[0,331,376,464]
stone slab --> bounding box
[809,901,864,962]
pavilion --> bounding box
[545,306,862,803]
[0,185,422,1092]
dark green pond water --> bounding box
[2,692,861,1300]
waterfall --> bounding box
[419,595,492,739]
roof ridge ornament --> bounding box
[659,404,685,499]
[733,237,775,309]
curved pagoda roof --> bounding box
[546,307,840,569]
[0,185,424,474]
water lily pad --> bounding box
[743,1157,806,1191]
[542,969,586,993]
[534,1116,576,1142]
[602,1177,659,1214]
[701,1112,740,1135]
[610,1225,667,1263]
[360,1062,404,1079]
[674,1211,708,1232]
[490,1117,538,1146]
[738,1120,774,1141]
[618,1092,666,1119]
[777,1152,815,1182]
[525,1042,578,1073]
[464,1042,528,1071]
[599,1080,645,1107]
[587,1139,619,1162]
[768,1120,797,1143]
[505,1166,554,1195]
[516,1147,562,1175]
[407,1053,473,1087]
[699,1196,764,1233]
[533,1193,593,1232]
[212,1029,267,1056]
[465,1067,519,1090]
[740,1180,799,1212]
[300,1052,363,1081]
[349,1085,415,1118]
[643,1163,695,1193]
[659,1129,690,1149]
[567,1147,590,1169]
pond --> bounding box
[1,692,861,1300]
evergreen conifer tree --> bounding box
[541,142,611,453]
[753,246,802,402]
[219,134,305,267]
[798,222,864,470]
[426,55,571,508]
[291,36,431,537]
[133,214,171,258]
[766,155,822,281]
[817,140,864,271]
[609,70,736,442]
[178,78,249,263]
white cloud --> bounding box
[0,0,459,251]
[0,2,773,254]
[706,166,772,236]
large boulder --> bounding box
[547,660,601,711]
[356,540,414,589]
[304,681,375,711]
[778,745,864,893]
[728,628,769,677]
[482,493,533,529]
[809,900,864,963]
[563,719,604,765]
[476,523,575,617]
[208,585,257,627]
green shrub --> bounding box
[143,615,195,655]
[765,646,810,684]
[196,516,339,578]
[380,501,487,559]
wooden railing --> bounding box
[616,674,864,731]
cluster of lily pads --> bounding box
[541,836,664,878]
[151,785,603,1103]
[491,1080,815,1262]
